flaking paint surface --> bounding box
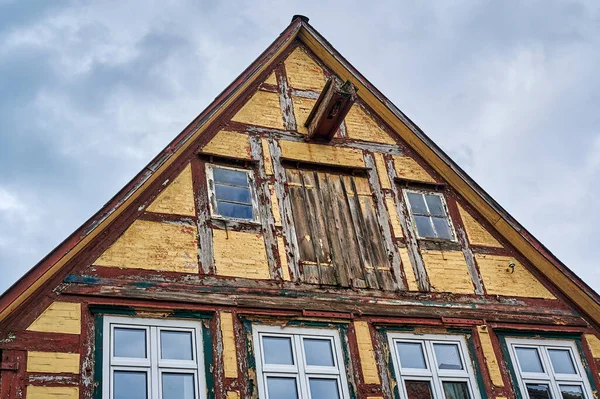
[146,164,195,216]
[279,140,364,168]
[27,386,79,399]
[201,130,252,160]
[220,312,238,379]
[93,220,199,273]
[270,184,281,226]
[345,104,396,144]
[585,334,600,358]
[213,229,270,279]
[284,46,326,91]
[475,254,555,299]
[291,96,317,134]
[457,204,502,248]
[27,351,80,374]
[227,392,240,399]
[27,301,81,335]
[354,320,381,385]
[476,326,504,387]
[400,247,420,291]
[262,138,274,175]
[422,250,475,294]
[392,156,436,183]
[231,90,284,129]
[386,197,403,238]
[374,153,391,189]
[277,236,291,281]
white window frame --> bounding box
[403,189,457,241]
[102,316,207,399]
[506,338,594,399]
[206,163,259,223]
[388,333,481,399]
[252,325,351,399]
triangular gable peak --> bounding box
[0,17,598,333]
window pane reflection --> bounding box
[304,338,335,367]
[398,342,427,369]
[162,373,195,399]
[114,371,147,399]
[560,385,585,399]
[267,377,298,399]
[309,378,340,399]
[434,343,463,370]
[516,347,544,373]
[160,330,193,360]
[263,336,294,365]
[527,384,553,399]
[405,380,433,399]
[548,349,576,374]
[443,381,471,399]
[114,328,146,358]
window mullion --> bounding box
[422,195,439,238]
[150,326,160,398]
[296,334,311,399]
[425,341,444,399]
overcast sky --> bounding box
[1,1,599,295]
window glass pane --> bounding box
[114,328,146,358]
[304,338,335,367]
[397,342,427,369]
[267,377,298,399]
[215,184,251,204]
[408,193,428,214]
[434,343,463,370]
[443,381,471,399]
[548,349,576,374]
[414,216,435,238]
[160,330,193,360]
[114,371,147,399]
[425,195,445,217]
[526,384,553,399]
[432,217,453,240]
[216,201,253,219]
[309,378,340,399]
[162,373,195,399]
[213,168,248,187]
[516,347,544,373]
[405,380,433,399]
[263,336,294,365]
[560,385,585,399]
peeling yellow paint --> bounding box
[284,47,325,91]
[345,104,396,144]
[279,140,364,168]
[422,250,474,294]
[277,237,290,281]
[457,204,502,248]
[213,229,270,279]
[262,138,274,175]
[585,334,600,358]
[354,321,381,384]
[93,220,199,273]
[386,197,403,238]
[226,392,240,399]
[27,386,79,399]
[263,72,277,86]
[476,254,555,299]
[477,326,504,387]
[400,247,420,291]
[201,130,252,160]
[291,96,317,134]
[27,302,81,335]
[374,153,391,189]
[220,312,238,379]
[270,184,281,226]
[146,164,195,216]
[392,156,436,183]
[232,90,284,129]
[27,351,80,374]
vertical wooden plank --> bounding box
[385,156,429,291]
[364,152,405,291]
[191,157,214,274]
[287,169,321,284]
[303,171,339,286]
[341,175,379,289]
[275,64,297,131]
[268,139,300,280]
[0,350,26,399]
[326,173,366,288]
[250,135,281,280]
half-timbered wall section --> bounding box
[1,16,599,399]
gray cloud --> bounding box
[1,1,598,294]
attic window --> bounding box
[405,190,455,241]
[206,164,258,221]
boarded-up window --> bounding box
[285,167,397,290]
